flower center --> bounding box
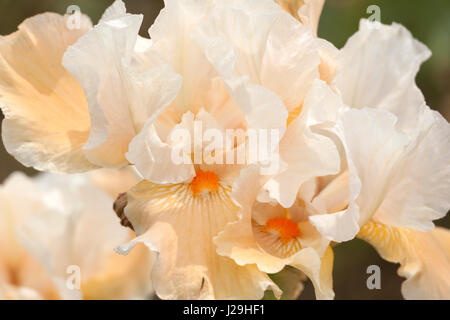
[191,170,219,195]
[263,217,301,243]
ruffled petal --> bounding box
[261,80,341,208]
[313,105,450,242]
[335,19,431,132]
[192,0,288,134]
[148,0,218,115]
[215,166,334,299]
[374,110,450,230]
[260,5,321,111]
[117,178,280,299]
[16,171,153,300]
[275,0,325,37]
[63,1,181,167]
[0,13,95,173]
[358,221,450,300]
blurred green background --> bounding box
[0,0,449,300]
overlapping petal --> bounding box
[0,170,153,300]
[0,13,95,173]
[116,178,280,299]
[62,0,182,168]
[215,166,334,299]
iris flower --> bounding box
[0,0,448,300]
[0,169,153,299]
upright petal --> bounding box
[374,110,450,230]
[0,13,95,173]
[261,80,341,208]
[313,106,450,243]
[63,1,181,168]
[274,0,325,37]
[311,108,409,242]
[192,0,291,133]
[148,0,218,115]
[335,19,431,132]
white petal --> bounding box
[192,0,288,133]
[374,110,450,230]
[126,120,196,184]
[100,0,126,21]
[335,19,431,132]
[148,0,218,114]
[260,8,321,111]
[339,108,410,227]
[298,0,325,36]
[62,12,141,167]
[63,3,181,168]
[262,80,341,208]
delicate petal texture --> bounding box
[126,121,196,184]
[339,109,409,229]
[0,173,58,299]
[147,0,233,120]
[0,13,96,173]
[358,221,450,300]
[335,19,431,132]
[261,81,341,207]
[3,171,153,300]
[148,0,219,116]
[313,105,450,242]
[215,166,334,299]
[275,0,325,36]
[302,79,344,126]
[101,0,127,20]
[117,179,279,299]
[127,110,198,184]
[192,0,290,133]
[311,19,449,242]
[259,5,321,111]
[63,1,181,167]
[374,110,450,230]
[297,0,325,36]
[311,108,409,241]
[309,203,360,243]
[317,39,339,85]
[311,172,350,217]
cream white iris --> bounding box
[0,0,448,300]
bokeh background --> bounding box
[0,0,449,300]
